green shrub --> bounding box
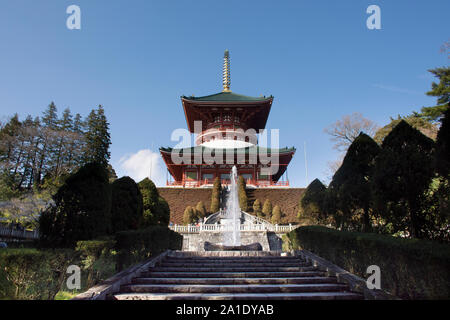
[0,248,78,300]
[111,176,143,232]
[75,240,116,288]
[115,226,182,271]
[284,226,450,299]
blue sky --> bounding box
[0,0,448,187]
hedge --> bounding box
[115,226,182,271]
[283,226,450,299]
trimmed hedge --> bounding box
[283,226,450,299]
[115,226,182,271]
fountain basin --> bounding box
[204,241,262,251]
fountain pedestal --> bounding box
[204,241,262,251]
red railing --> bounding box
[166,179,289,188]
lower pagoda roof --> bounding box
[160,145,295,155]
[160,146,295,182]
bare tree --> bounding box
[324,112,379,152]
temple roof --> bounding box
[182,91,272,103]
[160,146,296,154]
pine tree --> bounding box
[83,105,111,167]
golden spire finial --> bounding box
[222,50,231,92]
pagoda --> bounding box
[160,50,295,187]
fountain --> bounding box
[204,166,262,251]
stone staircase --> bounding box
[113,252,363,300]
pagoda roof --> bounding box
[182,91,273,103]
[160,145,295,182]
[160,145,295,154]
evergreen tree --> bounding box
[421,67,450,121]
[271,205,282,224]
[183,206,196,225]
[238,175,248,211]
[39,163,112,247]
[195,201,207,220]
[111,176,143,233]
[298,179,328,225]
[262,199,272,220]
[330,133,380,232]
[138,178,170,226]
[372,120,435,238]
[435,105,450,177]
[83,105,111,167]
[253,199,263,218]
[210,177,221,213]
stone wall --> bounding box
[248,188,305,223]
[159,187,305,225]
[158,188,212,224]
[179,231,286,252]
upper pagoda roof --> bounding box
[182,91,273,103]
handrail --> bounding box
[169,223,297,234]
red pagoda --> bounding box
[160,50,295,187]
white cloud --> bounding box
[118,149,166,186]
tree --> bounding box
[435,105,450,177]
[329,133,380,232]
[324,112,379,152]
[374,114,438,144]
[111,176,143,233]
[298,179,327,225]
[262,199,272,220]
[253,199,263,218]
[372,120,435,238]
[183,206,196,225]
[271,205,282,224]
[138,178,170,226]
[83,105,111,167]
[210,177,221,213]
[39,162,112,247]
[420,67,450,122]
[237,175,248,211]
[195,201,207,220]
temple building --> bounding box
[160,50,295,187]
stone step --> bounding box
[162,259,307,264]
[120,283,349,294]
[113,292,363,300]
[141,271,325,278]
[132,276,337,285]
[165,256,301,261]
[158,262,311,268]
[149,266,317,272]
